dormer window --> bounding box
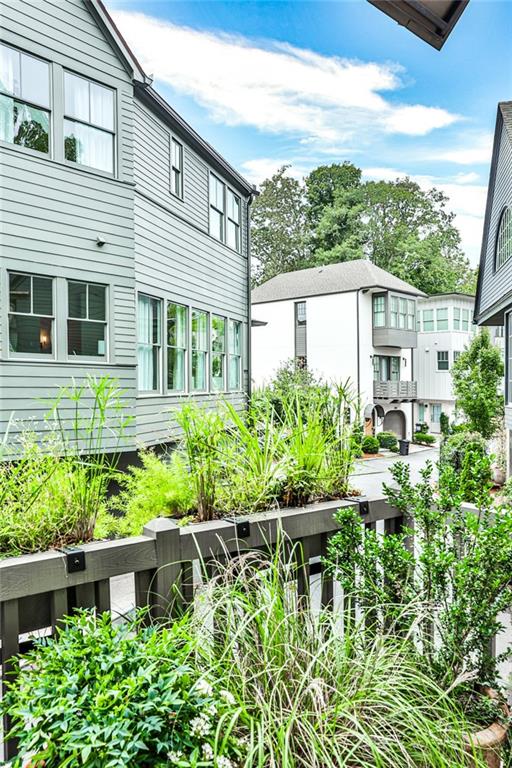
[496,207,512,271]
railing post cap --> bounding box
[143,517,180,537]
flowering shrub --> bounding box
[2,612,244,768]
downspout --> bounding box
[356,289,361,397]
[246,191,255,402]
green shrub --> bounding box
[440,431,487,471]
[377,431,398,451]
[439,411,450,436]
[412,432,436,445]
[439,433,492,504]
[362,435,379,454]
[2,612,242,768]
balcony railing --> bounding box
[373,380,417,401]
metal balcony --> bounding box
[373,380,417,402]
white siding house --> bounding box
[252,260,424,440]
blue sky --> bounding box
[109,0,512,263]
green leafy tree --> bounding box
[251,165,309,286]
[305,161,361,227]
[451,328,504,440]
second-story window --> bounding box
[0,43,50,154]
[227,189,241,251]
[399,298,407,329]
[137,294,161,392]
[423,309,434,332]
[67,281,107,357]
[390,296,399,328]
[496,207,512,271]
[167,303,187,392]
[462,308,470,331]
[170,137,183,198]
[228,319,242,390]
[191,309,208,391]
[8,272,53,355]
[64,72,114,174]
[373,295,385,328]
[211,315,226,391]
[453,307,460,330]
[209,173,225,241]
[437,307,448,331]
[437,351,449,371]
[407,300,415,330]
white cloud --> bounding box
[241,159,306,185]
[362,167,486,264]
[429,134,493,165]
[113,10,460,144]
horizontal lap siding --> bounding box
[479,123,512,318]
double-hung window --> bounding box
[167,303,187,392]
[437,351,449,371]
[453,307,460,330]
[211,315,226,391]
[209,174,225,241]
[170,137,183,198]
[228,319,242,390]
[423,309,434,332]
[407,300,415,330]
[226,189,241,251]
[67,281,107,357]
[390,296,399,328]
[8,272,53,355]
[191,309,208,391]
[64,72,114,174]
[453,351,461,364]
[390,356,400,381]
[399,298,407,329]
[462,309,470,331]
[137,295,161,392]
[436,308,448,331]
[0,43,50,154]
[373,295,385,328]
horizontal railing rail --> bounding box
[374,380,417,400]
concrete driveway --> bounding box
[351,445,439,497]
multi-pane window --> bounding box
[209,173,225,241]
[191,309,208,391]
[226,189,241,251]
[453,351,461,364]
[496,207,512,270]
[0,43,50,154]
[462,309,470,331]
[137,294,161,392]
[453,307,460,330]
[67,281,107,357]
[373,355,400,382]
[228,319,242,390]
[431,404,442,423]
[437,350,449,371]
[399,298,407,329]
[64,72,114,174]
[211,315,226,391]
[390,296,399,328]
[8,273,53,355]
[436,307,448,331]
[416,312,421,332]
[407,300,415,330]
[372,295,385,328]
[296,301,306,325]
[170,137,183,198]
[423,309,434,331]
[167,303,187,392]
[390,356,400,381]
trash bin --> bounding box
[398,439,410,456]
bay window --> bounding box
[399,298,407,329]
[462,309,470,331]
[228,320,242,390]
[67,281,107,357]
[226,189,241,251]
[0,43,50,154]
[137,295,161,392]
[407,300,415,330]
[211,315,226,391]
[453,307,460,330]
[390,296,399,328]
[167,303,187,392]
[64,72,114,173]
[8,272,53,355]
[436,307,448,331]
[191,309,208,391]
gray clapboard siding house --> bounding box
[474,101,512,467]
[0,0,254,453]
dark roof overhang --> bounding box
[367,0,469,50]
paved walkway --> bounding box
[351,445,439,497]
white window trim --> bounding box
[66,280,109,362]
[7,271,55,360]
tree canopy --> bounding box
[250,163,477,296]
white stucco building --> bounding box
[414,293,504,433]
[251,260,424,439]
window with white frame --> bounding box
[373,295,385,328]
[228,319,242,390]
[211,315,226,391]
[436,307,448,331]
[167,303,187,392]
[137,294,161,392]
[437,350,449,371]
[423,309,434,331]
[390,296,399,328]
[496,207,512,271]
[399,298,407,329]
[67,281,107,357]
[431,404,442,423]
[8,272,53,355]
[453,350,461,364]
[64,72,115,174]
[209,173,225,241]
[453,307,460,330]
[191,309,208,391]
[462,309,470,331]
[226,189,241,251]
[407,300,415,330]
[170,137,183,198]
[296,301,306,325]
[0,43,50,154]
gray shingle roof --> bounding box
[251,260,424,304]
